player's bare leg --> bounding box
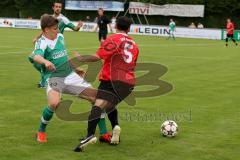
[78,87,97,104]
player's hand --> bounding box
[44,60,55,71]
[74,21,83,31]
[69,52,84,72]
[72,51,81,58]
[72,51,85,62]
[75,69,86,78]
[77,21,83,28]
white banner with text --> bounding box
[0,18,222,40]
[129,2,204,17]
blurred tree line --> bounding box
[0,0,240,28]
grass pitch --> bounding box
[0,28,239,160]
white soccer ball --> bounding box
[161,120,178,137]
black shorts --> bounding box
[99,32,107,41]
[96,80,134,105]
[227,34,234,38]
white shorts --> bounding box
[46,72,91,95]
[169,30,175,35]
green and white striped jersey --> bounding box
[33,33,72,83]
[54,14,75,34]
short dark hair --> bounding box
[116,16,131,31]
[40,14,59,30]
[98,8,104,11]
[53,0,62,6]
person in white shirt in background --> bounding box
[197,23,204,29]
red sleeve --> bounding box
[96,38,117,60]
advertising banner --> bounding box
[0,18,225,40]
[221,30,240,41]
[129,2,204,17]
[130,24,221,40]
[65,0,124,11]
[0,18,14,27]
[14,19,40,29]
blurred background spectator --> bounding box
[85,16,91,22]
[189,22,196,29]
[197,23,204,29]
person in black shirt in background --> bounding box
[94,8,113,43]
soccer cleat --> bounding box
[74,135,97,152]
[99,133,111,143]
[36,132,47,143]
[110,125,121,145]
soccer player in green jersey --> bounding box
[167,19,176,40]
[30,1,83,88]
[52,1,82,34]
[31,14,110,143]
[33,0,82,42]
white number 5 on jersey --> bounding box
[123,43,133,63]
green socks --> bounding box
[98,118,107,135]
[38,106,107,135]
[38,106,54,132]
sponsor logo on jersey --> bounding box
[52,50,67,59]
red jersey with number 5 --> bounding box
[227,22,234,35]
[96,33,139,85]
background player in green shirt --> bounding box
[52,1,83,34]
[167,19,176,40]
[33,0,82,41]
[32,14,110,143]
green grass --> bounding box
[0,28,239,160]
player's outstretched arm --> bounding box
[68,56,86,77]
[33,55,55,71]
[72,51,100,62]
[73,21,83,31]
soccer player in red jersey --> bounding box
[226,18,238,47]
[73,16,139,152]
